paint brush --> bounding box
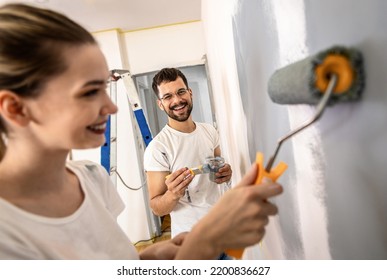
[189,164,211,175]
[165,164,211,180]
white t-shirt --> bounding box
[0,160,139,260]
[144,122,223,237]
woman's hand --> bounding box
[175,163,283,259]
[139,232,187,260]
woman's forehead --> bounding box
[60,45,109,82]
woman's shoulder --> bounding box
[66,160,109,183]
[66,160,123,214]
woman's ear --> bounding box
[0,90,30,127]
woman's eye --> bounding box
[83,89,99,97]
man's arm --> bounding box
[146,168,194,216]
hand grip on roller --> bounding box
[224,152,288,259]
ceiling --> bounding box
[0,0,202,32]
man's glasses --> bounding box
[159,88,189,102]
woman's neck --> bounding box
[0,146,83,217]
[0,144,70,195]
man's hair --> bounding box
[152,68,189,98]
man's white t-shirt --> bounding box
[144,122,224,237]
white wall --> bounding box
[203,0,387,259]
[124,21,205,75]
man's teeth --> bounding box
[174,105,185,110]
[89,123,106,131]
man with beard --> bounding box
[144,68,233,259]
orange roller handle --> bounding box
[254,152,288,184]
[315,54,355,94]
[225,152,287,259]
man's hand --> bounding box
[165,168,194,200]
[213,163,232,184]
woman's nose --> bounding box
[101,94,118,116]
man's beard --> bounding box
[165,101,193,122]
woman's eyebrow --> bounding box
[82,79,106,87]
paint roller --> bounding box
[225,45,365,259]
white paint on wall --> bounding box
[202,0,287,260]
[203,0,334,259]
[202,0,251,184]
[271,0,331,259]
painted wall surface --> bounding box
[227,0,386,259]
